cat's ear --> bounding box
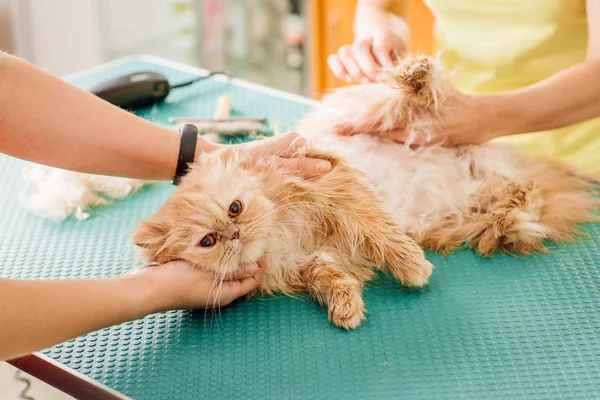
[132,218,172,264]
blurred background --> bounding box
[0,0,433,98]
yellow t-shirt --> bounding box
[423,0,599,179]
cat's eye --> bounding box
[228,200,243,218]
[199,234,217,248]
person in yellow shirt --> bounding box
[328,0,600,180]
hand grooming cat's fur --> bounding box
[133,55,598,329]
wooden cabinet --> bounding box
[308,0,434,98]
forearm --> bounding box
[355,0,409,41]
[488,60,600,138]
[0,52,216,180]
[0,274,161,361]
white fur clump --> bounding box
[22,164,152,221]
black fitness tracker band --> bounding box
[173,123,198,185]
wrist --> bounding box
[194,136,221,161]
[471,94,519,141]
[354,4,389,38]
[111,273,162,319]
[170,127,220,183]
[354,3,409,44]
[121,270,172,315]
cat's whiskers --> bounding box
[252,231,290,249]
[243,211,329,249]
[276,220,328,238]
[204,272,222,331]
[270,190,311,205]
[242,202,307,228]
[212,270,228,334]
[219,247,237,271]
[207,270,227,334]
[246,219,317,245]
[242,201,317,233]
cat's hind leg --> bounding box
[470,168,598,256]
[470,177,546,255]
[423,172,566,256]
[303,255,367,330]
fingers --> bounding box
[219,264,265,305]
[327,54,351,82]
[351,40,380,82]
[275,156,332,180]
[266,132,332,178]
[371,31,404,68]
[371,43,395,69]
[268,131,306,157]
[251,131,305,158]
[337,45,364,83]
[246,131,332,179]
[223,255,265,283]
[224,263,259,281]
[328,32,408,83]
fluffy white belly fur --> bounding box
[303,131,480,235]
[293,76,528,242]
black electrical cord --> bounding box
[170,71,231,89]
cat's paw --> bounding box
[400,259,433,287]
[388,256,433,288]
[328,287,366,330]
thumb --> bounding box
[264,131,307,157]
[220,267,264,305]
[276,157,332,179]
[372,39,395,68]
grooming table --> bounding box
[2,56,599,400]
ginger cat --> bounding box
[133,55,598,329]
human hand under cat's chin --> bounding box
[233,131,332,179]
[127,258,265,311]
[332,92,502,147]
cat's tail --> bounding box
[379,53,452,117]
[291,53,454,147]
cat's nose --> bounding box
[225,226,240,240]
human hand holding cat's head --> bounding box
[233,131,332,179]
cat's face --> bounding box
[133,149,276,274]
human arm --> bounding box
[336,0,600,146]
[483,0,600,141]
[0,260,263,361]
[327,0,410,83]
[0,53,331,180]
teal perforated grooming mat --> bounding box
[1,56,599,399]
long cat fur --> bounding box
[133,55,598,329]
